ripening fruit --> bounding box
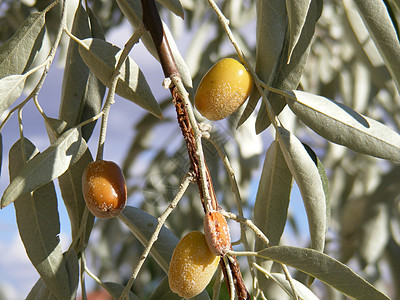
[168,231,220,298]
[82,160,127,218]
[194,58,253,121]
[204,210,231,256]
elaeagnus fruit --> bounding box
[168,231,220,298]
[82,160,127,218]
[194,58,253,121]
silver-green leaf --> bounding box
[1,127,87,208]
[353,0,400,94]
[258,246,390,299]
[277,126,327,252]
[10,138,72,300]
[78,38,162,118]
[0,74,27,117]
[287,90,400,161]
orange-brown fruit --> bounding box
[82,160,127,218]
[168,231,220,298]
[204,210,232,256]
[194,58,253,121]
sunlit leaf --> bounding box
[267,272,319,300]
[254,0,321,133]
[287,90,400,161]
[237,0,286,127]
[119,206,179,273]
[353,0,400,94]
[1,127,87,208]
[254,141,292,249]
[258,246,390,299]
[277,126,327,252]
[157,0,184,19]
[10,138,72,300]
[0,74,27,117]
[60,3,106,141]
[26,278,52,300]
[0,10,46,78]
[45,117,94,252]
[285,0,312,63]
[78,38,162,118]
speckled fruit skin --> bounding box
[82,160,127,218]
[194,58,253,121]
[168,231,220,298]
[204,211,231,256]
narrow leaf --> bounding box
[26,278,53,300]
[287,90,400,161]
[0,74,27,117]
[353,0,400,94]
[268,272,319,300]
[45,118,94,252]
[0,10,46,78]
[237,0,286,127]
[254,0,321,133]
[1,127,87,207]
[157,0,184,19]
[258,246,390,299]
[119,206,179,273]
[78,38,162,118]
[60,3,106,141]
[10,138,72,300]
[254,141,293,249]
[285,0,312,63]
[277,126,327,252]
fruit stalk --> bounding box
[141,1,250,299]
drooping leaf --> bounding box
[237,0,286,127]
[253,141,293,249]
[64,249,79,300]
[0,74,27,117]
[1,127,87,208]
[119,206,179,273]
[258,246,390,299]
[60,3,106,142]
[157,0,184,19]
[115,0,192,88]
[353,0,400,94]
[285,0,312,63]
[277,126,327,252]
[0,9,46,78]
[103,282,139,300]
[77,38,162,118]
[10,138,72,300]
[286,90,400,161]
[26,278,53,300]
[254,0,322,134]
[45,117,94,252]
[265,272,319,300]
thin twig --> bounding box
[118,172,194,300]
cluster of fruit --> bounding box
[81,58,251,297]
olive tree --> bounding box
[0,0,399,299]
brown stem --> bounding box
[140,1,249,299]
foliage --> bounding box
[0,0,399,299]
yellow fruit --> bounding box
[204,211,231,256]
[168,231,220,298]
[194,58,253,121]
[82,160,127,218]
